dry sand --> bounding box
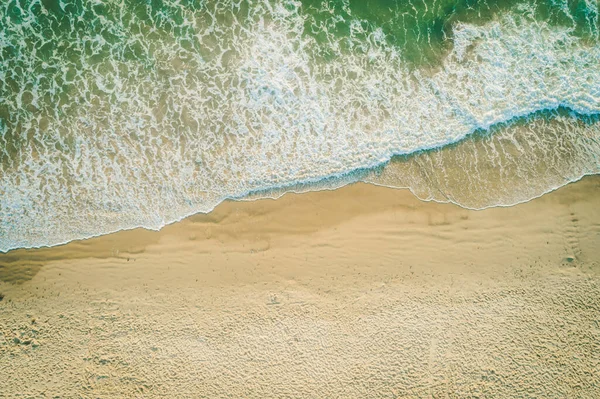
[1,177,599,398]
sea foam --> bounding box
[0,1,599,251]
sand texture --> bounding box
[1,178,600,398]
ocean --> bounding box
[1,0,599,251]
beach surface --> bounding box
[1,177,599,398]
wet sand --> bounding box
[1,177,599,398]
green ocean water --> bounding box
[1,0,599,251]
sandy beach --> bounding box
[2,1,600,397]
[1,177,599,398]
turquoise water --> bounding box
[1,0,599,251]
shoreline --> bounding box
[2,166,598,255]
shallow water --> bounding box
[1,0,599,251]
